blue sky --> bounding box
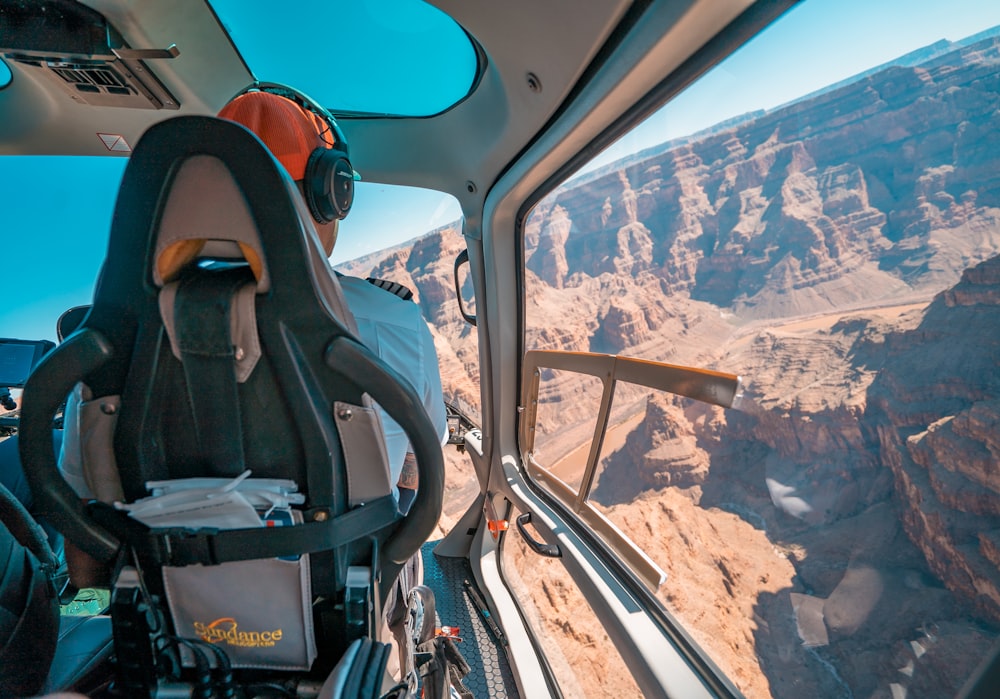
[207,0,478,117]
[2,0,999,343]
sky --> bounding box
[207,0,478,117]
[2,0,999,343]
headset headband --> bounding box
[227,81,358,223]
[232,81,351,156]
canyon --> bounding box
[339,31,1000,699]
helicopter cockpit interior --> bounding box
[2,0,1000,697]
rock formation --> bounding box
[339,32,1000,699]
[591,393,714,502]
[868,256,1000,623]
[526,35,1000,321]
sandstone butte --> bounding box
[337,32,1000,699]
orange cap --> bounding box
[218,91,330,181]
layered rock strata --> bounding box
[867,256,1000,622]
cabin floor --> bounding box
[423,541,519,698]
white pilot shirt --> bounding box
[337,275,449,499]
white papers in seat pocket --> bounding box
[122,470,317,670]
[117,470,263,530]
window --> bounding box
[501,504,644,699]
[1,156,126,342]
[522,2,1000,697]
[332,183,462,264]
[208,0,479,116]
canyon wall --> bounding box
[527,35,1000,320]
[339,33,1000,699]
[868,257,1000,622]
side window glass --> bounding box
[500,504,644,698]
[529,368,607,494]
[522,4,1000,697]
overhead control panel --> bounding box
[0,0,180,110]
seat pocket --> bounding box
[163,553,316,670]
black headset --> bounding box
[230,82,355,224]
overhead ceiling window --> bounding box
[208,0,479,116]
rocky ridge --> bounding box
[868,256,1000,622]
[339,33,1000,699]
[527,35,1000,319]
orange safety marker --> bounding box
[486,518,509,537]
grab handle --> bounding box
[515,512,561,558]
[453,249,476,327]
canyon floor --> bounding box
[435,294,1000,699]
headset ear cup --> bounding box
[304,148,354,224]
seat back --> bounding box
[19,116,444,684]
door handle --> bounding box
[453,249,477,326]
[515,512,561,558]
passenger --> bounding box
[217,87,449,506]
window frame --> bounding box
[518,349,742,592]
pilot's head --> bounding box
[218,89,348,257]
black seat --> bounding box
[42,613,114,695]
[0,481,59,697]
[19,115,444,694]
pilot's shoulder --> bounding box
[337,275,425,329]
[337,274,413,303]
[365,276,413,301]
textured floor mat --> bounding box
[422,541,519,698]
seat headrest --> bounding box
[88,116,360,362]
[153,154,271,292]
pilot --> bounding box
[217,87,449,508]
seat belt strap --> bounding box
[87,495,400,567]
[174,268,253,476]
